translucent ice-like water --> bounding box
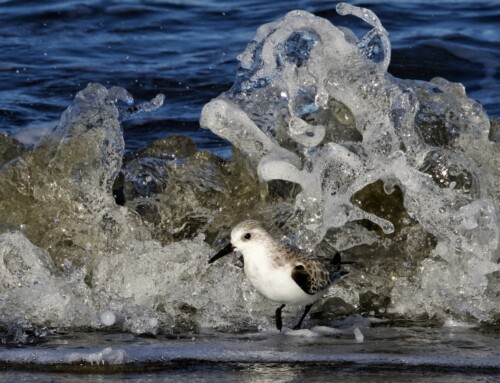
[0,3,499,339]
[201,3,499,324]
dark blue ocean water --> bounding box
[0,0,499,154]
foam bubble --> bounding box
[100,310,116,327]
[354,327,364,343]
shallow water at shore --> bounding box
[1,326,499,382]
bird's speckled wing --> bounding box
[291,257,332,295]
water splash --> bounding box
[201,4,499,323]
[0,5,498,333]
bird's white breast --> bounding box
[241,245,318,305]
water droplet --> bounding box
[315,91,329,108]
[100,310,116,326]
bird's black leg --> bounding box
[275,304,286,331]
[293,304,313,330]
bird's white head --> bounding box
[230,220,272,255]
[208,220,274,264]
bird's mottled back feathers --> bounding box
[291,252,347,295]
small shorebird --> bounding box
[208,220,349,331]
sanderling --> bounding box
[208,220,350,331]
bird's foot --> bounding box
[276,319,283,332]
[292,304,313,331]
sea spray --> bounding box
[0,4,498,334]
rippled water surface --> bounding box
[1,0,498,153]
[1,326,499,382]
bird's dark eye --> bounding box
[244,233,251,240]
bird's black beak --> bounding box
[208,242,235,264]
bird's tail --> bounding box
[330,252,354,280]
